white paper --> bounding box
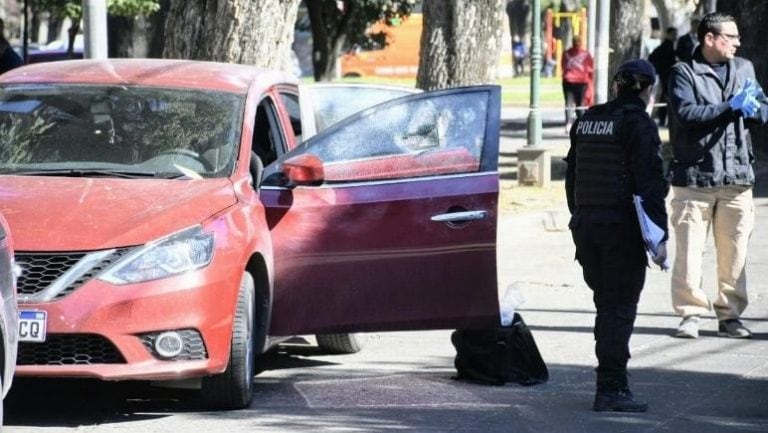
[633,195,669,270]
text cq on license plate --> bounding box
[19,310,47,342]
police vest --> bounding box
[572,108,633,207]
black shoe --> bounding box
[718,319,752,339]
[593,389,648,412]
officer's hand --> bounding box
[652,242,668,270]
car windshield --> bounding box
[0,84,244,178]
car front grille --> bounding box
[16,248,134,301]
[17,334,126,365]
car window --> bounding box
[0,84,244,178]
[264,90,488,184]
[252,98,284,166]
[300,85,419,140]
[278,92,302,143]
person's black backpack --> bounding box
[451,313,548,386]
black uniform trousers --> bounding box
[571,208,647,390]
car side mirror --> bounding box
[281,153,324,186]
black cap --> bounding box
[616,59,656,82]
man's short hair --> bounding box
[697,12,736,44]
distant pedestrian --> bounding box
[648,27,678,126]
[561,35,593,134]
[675,16,700,62]
[512,35,527,77]
[566,59,668,412]
[0,19,23,75]
[667,12,768,339]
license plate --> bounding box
[19,310,47,342]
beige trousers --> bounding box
[670,185,754,320]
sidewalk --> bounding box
[495,109,768,432]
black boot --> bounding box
[593,387,648,412]
[593,372,647,412]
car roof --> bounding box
[0,58,299,94]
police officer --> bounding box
[565,59,669,412]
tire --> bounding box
[315,333,366,354]
[201,272,256,409]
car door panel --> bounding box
[262,86,501,336]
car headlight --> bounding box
[99,226,215,285]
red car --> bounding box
[0,59,501,409]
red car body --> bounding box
[0,59,501,408]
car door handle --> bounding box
[430,210,488,223]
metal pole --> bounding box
[594,0,611,103]
[83,0,108,59]
[707,0,716,13]
[526,0,542,147]
[587,0,596,56]
[22,0,29,62]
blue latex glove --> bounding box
[729,79,756,112]
[741,95,760,117]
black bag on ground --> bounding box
[451,313,548,386]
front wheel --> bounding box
[201,272,256,409]
[315,333,366,354]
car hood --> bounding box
[0,176,237,251]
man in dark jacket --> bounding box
[667,12,768,339]
[649,27,677,126]
[675,16,700,63]
[566,59,668,412]
[0,19,22,75]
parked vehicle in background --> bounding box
[341,13,513,79]
[341,14,422,78]
[0,212,19,426]
[13,35,84,65]
[25,48,83,64]
[0,59,502,410]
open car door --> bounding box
[261,85,501,336]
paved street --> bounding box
[4,109,768,432]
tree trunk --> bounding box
[416,0,505,91]
[146,0,171,58]
[608,0,644,79]
[162,0,300,72]
[108,15,136,58]
[306,0,356,82]
[47,16,63,44]
[505,0,530,39]
[30,10,41,44]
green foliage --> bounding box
[316,0,417,50]
[107,0,160,17]
[26,0,159,19]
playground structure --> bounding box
[545,7,588,79]
[545,7,592,106]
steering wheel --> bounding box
[156,148,214,172]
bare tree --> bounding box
[163,0,300,72]
[416,0,506,91]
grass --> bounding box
[309,74,566,107]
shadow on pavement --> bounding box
[5,365,766,432]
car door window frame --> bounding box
[262,85,500,188]
[252,95,286,167]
